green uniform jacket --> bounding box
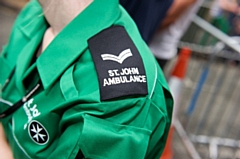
[0,0,173,158]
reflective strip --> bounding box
[0,98,13,106]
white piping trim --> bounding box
[0,98,13,106]
[12,118,31,159]
[149,62,158,98]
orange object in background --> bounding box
[160,47,192,159]
[160,126,174,159]
[171,47,192,79]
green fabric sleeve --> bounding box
[47,94,170,159]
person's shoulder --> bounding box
[86,25,171,101]
[59,24,156,102]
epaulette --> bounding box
[88,26,148,101]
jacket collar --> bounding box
[15,1,47,93]
[36,0,120,90]
[14,0,120,93]
[18,0,47,40]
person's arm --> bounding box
[159,0,197,31]
[219,0,239,13]
[0,123,13,159]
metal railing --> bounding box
[173,7,240,159]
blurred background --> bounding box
[0,0,26,46]
[1,0,240,159]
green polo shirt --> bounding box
[0,0,173,158]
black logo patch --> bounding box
[28,120,49,145]
[88,26,148,101]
